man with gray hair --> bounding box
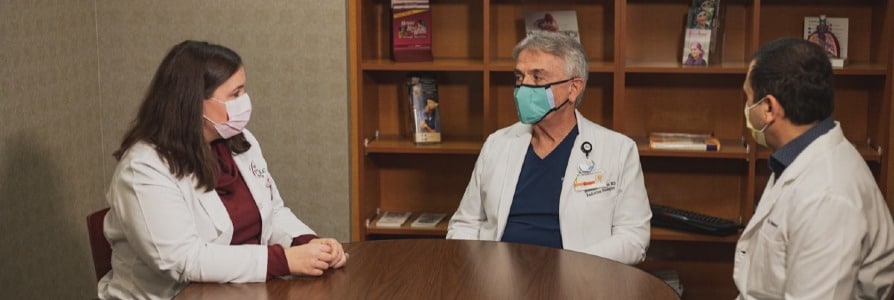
[447,32,651,265]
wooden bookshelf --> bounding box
[348,1,894,299]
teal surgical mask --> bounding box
[514,78,573,124]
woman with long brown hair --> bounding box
[99,40,346,299]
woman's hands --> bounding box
[283,238,348,276]
[310,238,348,268]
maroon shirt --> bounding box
[212,141,316,279]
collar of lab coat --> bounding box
[740,122,845,237]
[195,130,271,241]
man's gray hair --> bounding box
[512,31,589,103]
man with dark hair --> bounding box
[735,37,894,299]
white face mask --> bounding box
[744,96,770,147]
[204,93,252,139]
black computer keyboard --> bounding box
[650,204,740,236]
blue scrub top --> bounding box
[501,126,579,249]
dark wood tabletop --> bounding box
[175,239,680,300]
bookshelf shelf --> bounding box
[349,1,893,298]
[831,63,889,75]
[366,213,450,236]
[365,137,483,155]
[489,59,615,73]
[623,62,748,74]
[361,58,485,71]
[651,227,740,243]
[635,137,749,159]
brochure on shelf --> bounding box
[523,10,580,42]
[410,213,448,228]
[405,73,441,143]
[682,0,721,66]
[391,0,433,62]
[682,29,712,66]
[804,15,848,68]
[376,211,413,228]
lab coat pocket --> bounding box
[194,200,234,243]
[580,182,619,201]
[747,222,787,298]
[573,187,617,236]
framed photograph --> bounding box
[524,10,580,42]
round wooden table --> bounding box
[175,239,680,299]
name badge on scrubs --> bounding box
[574,170,606,192]
[574,159,605,192]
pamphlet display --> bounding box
[405,73,441,143]
[682,0,721,66]
[391,0,433,62]
[804,15,848,68]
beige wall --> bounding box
[0,1,349,298]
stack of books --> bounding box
[649,132,721,151]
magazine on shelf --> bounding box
[649,132,721,151]
[391,0,433,62]
[523,10,580,42]
[804,15,848,68]
[682,0,721,66]
[682,29,712,66]
[410,212,448,228]
[405,73,441,143]
[376,211,413,228]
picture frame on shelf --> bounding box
[523,10,580,43]
[804,15,848,68]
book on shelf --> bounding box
[523,10,580,42]
[682,0,721,66]
[405,73,441,144]
[804,15,848,68]
[376,211,413,228]
[410,212,448,228]
[391,0,432,62]
[649,132,721,151]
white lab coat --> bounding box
[98,130,315,299]
[734,123,894,299]
[447,111,651,265]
